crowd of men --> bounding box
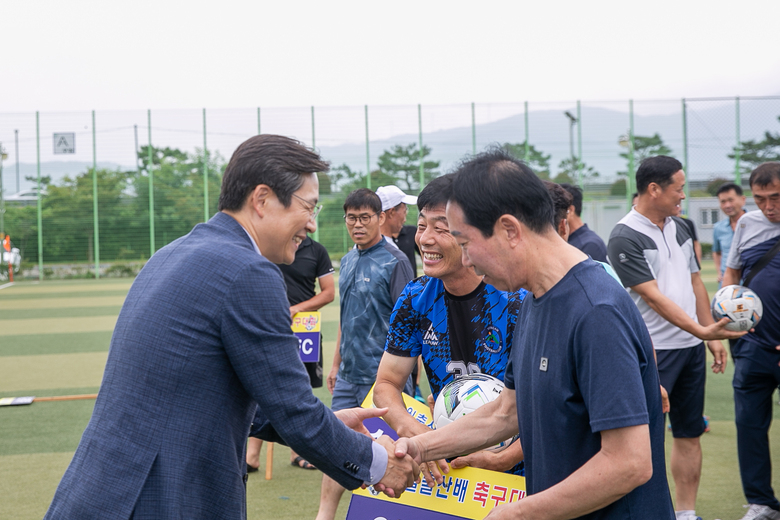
[41,133,779,520]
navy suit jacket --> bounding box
[45,212,375,519]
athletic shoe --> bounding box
[737,504,780,520]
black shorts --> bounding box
[303,333,324,388]
[656,342,706,438]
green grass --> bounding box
[0,271,779,520]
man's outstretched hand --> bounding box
[372,435,420,498]
[334,407,388,437]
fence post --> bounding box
[471,102,476,155]
[15,129,19,193]
[735,96,741,185]
[148,109,155,256]
[311,106,319,242]
[364,105,370,189]
[524,101,529,162]
[92,110,100,279]
[577,100,583,188]
[682,99,690,215]
[418,104,424,191]
[36,112,43,280]
[626,100,635,212]
[257,107,261,135]
[203,108,209,223]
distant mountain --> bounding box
[3,99,778,195]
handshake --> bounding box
[334,407,442,499]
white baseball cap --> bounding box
[376,185,417,211]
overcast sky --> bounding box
[2,0,779,112]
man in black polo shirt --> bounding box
[560,183,608,262]
[246,236,335,471]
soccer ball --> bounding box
[711,285,763,332]
[433,373,518,453]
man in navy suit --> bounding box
[44,135,419,519]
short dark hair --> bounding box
[448,147,554,237]
[417,174,454,213]
[218,135,329,211]
[635,156,683,194]
[543,181,573,226]
[343,188,382,214]
[559,183,582,216]
[715,181,743,197]
[749,162,780,188]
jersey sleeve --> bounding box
[313,242,335,278]
[573,304,651,432]
[385,282,423,357]
[607,228,655,287]
[726,218,747,270]
[389,257,414,302]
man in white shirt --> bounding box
[377,185,417,249]
[608,155,746,520]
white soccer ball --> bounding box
[433,373,518,453]
[711,284,763,332]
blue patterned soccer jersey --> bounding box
[385,277,526,401]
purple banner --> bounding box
[295,332,320,362]
[346,494,467,520]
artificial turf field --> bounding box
[0,265,778,520]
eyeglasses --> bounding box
[292,194,323,221]
[343,212,379,225]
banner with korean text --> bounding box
[291,311,321,363]
[346,387,526,520]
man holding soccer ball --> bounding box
[723,162,780,520]
[396,148,675,519]
[373,173,526,483]
[607,156,746,520]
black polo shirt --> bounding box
[276,237,334,306]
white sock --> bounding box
[675,511,696,520]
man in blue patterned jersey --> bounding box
[374,174,526,483]
[723,162,780,520]
[317,188,415,520]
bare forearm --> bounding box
[502,426,651,520]
[416,394,518,462]
[723,267,741,286]
[692,275,714,327]
[291,291,334,314]
[374,382,429,437]
[712,252,722,274]
[637,288,704,338]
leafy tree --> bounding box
[132,146,225,250]
[618,133,672,176]
[610,178,627,196]
[376,143,440,193]
[728,116,780,175]
[41,168,134,262]
[706,177,733,196]
[554,158,599,185]
[502,142,551,179]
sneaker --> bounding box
[738,504,780,520]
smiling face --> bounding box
[415,205,469,282]
[446,201,514,291]
[255,173,319,265]
[345,206,385,249]
[718,188,746,218]
[657,170,687,218]
[753,178,780,223]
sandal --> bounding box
[291,456,316,470]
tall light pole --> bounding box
[0,142,6,238]
[564,111,578,175]
[619,133,635,211]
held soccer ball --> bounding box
[433,373,518,453]
[711,285,763,332]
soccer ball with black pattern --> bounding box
[432,373,518,453]
[711,284,763,332]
